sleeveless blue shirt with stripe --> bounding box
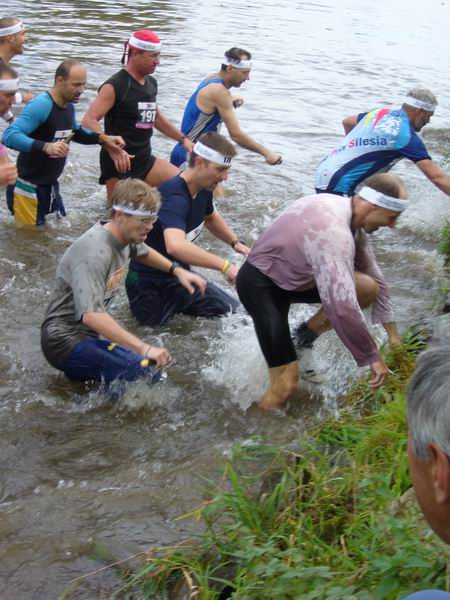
[170,78,224,167]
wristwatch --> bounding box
[168,261,183,276]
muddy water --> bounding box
[1,0,449,597]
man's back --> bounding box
[315,107,430,195]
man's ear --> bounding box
[429,443,450,504]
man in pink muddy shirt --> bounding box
[236,172,406,410]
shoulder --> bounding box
[160,175,186,197]
[23,92,52,114]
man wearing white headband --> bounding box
[315,87,450,198]
[127,131,250,326]
[3,59,124,225]
[0,17,33,121]
[236,173,406,411]
[0,62,18,187]
[41,178,206,392]
[82,29,194,203]
[170,46,281,171]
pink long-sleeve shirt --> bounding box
[247,194,394,367]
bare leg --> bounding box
[306,271,379,336]
[106,177,119,206]
[259,361,298,411]
[144,157,179,189]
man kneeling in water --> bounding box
[41,178,206,390]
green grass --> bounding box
[117,332,450,600]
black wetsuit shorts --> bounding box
[236,261,321,368]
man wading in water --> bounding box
[236,173,405,410]
[41,178,206,392]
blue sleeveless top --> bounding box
[170,77,224,166]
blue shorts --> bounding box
[170,143,187,167]
[126,272,239,326]
[6,179,65,225]
[60,339,160,386]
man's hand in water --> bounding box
[265,150,282,165]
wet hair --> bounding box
[54,58,82,83]
[110,178,161,215]
[0,17,21,40]
[408,343,450,459]
[0,62,17,80]
[188,131,237,167]
[402,88,438,111]
[357,172,405,199]
[221,47,251,70]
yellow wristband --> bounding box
[221,260,230,274]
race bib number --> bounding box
[53,129,73,143]
[186,222,204,243]
[136,102,156,129]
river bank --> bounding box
[114,328,448,600]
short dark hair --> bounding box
[358,172,405,199]
[54,58,82,83]
[221,47,251,70]
[0,62,17,80]
[188,131,237,167]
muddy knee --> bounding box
[355,272,379,307]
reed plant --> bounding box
[119,332,449,600]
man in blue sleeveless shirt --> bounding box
[3,59,124,225]
[315,88,450,198]
[126,132,249,326]
[170,47,282,170]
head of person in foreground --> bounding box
[109,178,161,244]
[408,342,450,545]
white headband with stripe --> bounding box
[404,95,436,112]
[0,78,19,92]
[112,204,158,217]
[358,186,408,213]
[222,54,252,70]
[128,35,161,52]
[193,140,233,166]
[0,21,24,37]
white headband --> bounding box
[358,186,408,213]
[0,78,19,92]
[222,54,252,70]
[193,140,233,166]
[404,95,436,112]
[112,204,158,217]
[128,35,161,52]
[0,21,24,37]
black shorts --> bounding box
[236,261,321,368]
[99,149,156,184]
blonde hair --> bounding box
[110,178,161,215]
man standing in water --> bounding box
[236,173,405,410]
[0,63,18,186]
[82,29,194,203]
[3,58,124,225]
[0,17,33,123]
[41,178,206,388]
[315,88,450,197]
[126,132,248,326]
[170,47,282,169]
